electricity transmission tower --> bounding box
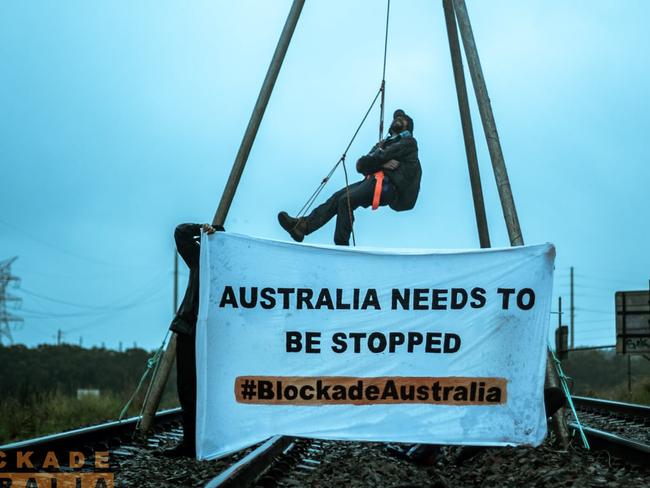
[0,257,23,344]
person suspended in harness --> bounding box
[278,109,422,246]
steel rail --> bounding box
[572,396,650,420]
[0,407,182,454]
[205,436,294,488]
[568,422,650,465]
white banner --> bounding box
[195,233,555,460]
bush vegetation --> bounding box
[0,344,178,444]
[561,349,650,404]
[0,345,648,444]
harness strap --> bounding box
[371,171,385,210]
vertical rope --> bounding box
[378,0,391,140]
[119,330,170,424]
[379,81,386,141]
[294,0,391,246]
[295,88,382,220]
[341,156,356,246]
[548,344,590,449]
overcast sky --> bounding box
[1,0,648,350]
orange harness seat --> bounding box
[371,170,384,210]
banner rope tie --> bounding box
[119,330,170,423]
[548,344,590,449]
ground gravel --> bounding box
[276,439,649,488]
[111,435,649,487]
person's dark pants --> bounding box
[176,329,196,454]
[306,176,396,245]
[170,223,202,454]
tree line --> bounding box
[0,344,177,401]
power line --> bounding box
[9,279,168,319]
[18,287,123,310]
[13,287,167,338]
[556,266,643,280]
[63,291,167,334]
[0,218,158,270]
[16,270,172,310]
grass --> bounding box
[0,390,179,445]
[592,377,650,405]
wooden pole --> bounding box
[442,0,490,248]
[570,266,575,349]
[139,0,305,435]
[213,0,305,227]
[452,0,569,447]
[139,334,177,433]
[452,0,522,246]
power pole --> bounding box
[570,266,575,349]
[627,353,632,393]
[173,251,179,313]
[555,296,569,359]
[0,257,23,344]
[57,329,62,345]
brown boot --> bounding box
[278,211,308,242]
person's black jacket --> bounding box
[169,223,224,335]
[169,224,202,335]
[355,131,422,211]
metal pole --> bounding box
[570,266,575,349]
[558,296,562,328]
[452,0,569,447]
[442,0,490,248]
[212,0,305,227]
[139,0,305,435]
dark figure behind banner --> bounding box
[160,222,222,458]
[278,109,422,246]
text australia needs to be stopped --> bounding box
[217,286,537,355]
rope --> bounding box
[378,0,391,140]
[341,156,356,246]
[118,330,170,423]
[548,344,590,450]
[296,87,382,220]
[295,0,391,246]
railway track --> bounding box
[207,396,650,486]
[0,408,183,455]
[570,396,650,466]
[1,396,647,487]
[0,408,184,471]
